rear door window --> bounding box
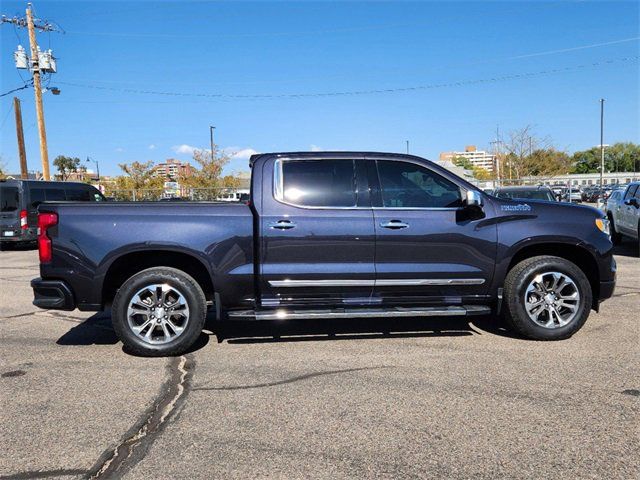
[0,187,20,212]
[278,159,357,207]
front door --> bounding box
[620,185,638,235]
[259,156,376,308]
[369,157,497,306]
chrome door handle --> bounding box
[380,220,409,229]
[269,219,296,230]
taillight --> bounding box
[20,210,28,230]
[37,212,58,263]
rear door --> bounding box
[0,185,20,239]
[258,155,376,308]
[369,157,497,306]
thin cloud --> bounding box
[172,144,197,155]
[310,144,323,152]
[148,144,156,150]
[228,147,259,160]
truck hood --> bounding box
[490,197,603,220]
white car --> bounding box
[607,181,640,252]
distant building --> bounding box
[440,145,495,173]
[154,159,194,179]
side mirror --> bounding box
[466,190,483,208]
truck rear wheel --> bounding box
[112,267,207,357]
[503,256,592,340]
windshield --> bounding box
[496,190,554,201]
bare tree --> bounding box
[498,126,570,182]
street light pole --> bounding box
[406,140,409,154]
[209,126,216,163]
[599,99,605,195]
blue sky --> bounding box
[1,0,638,176]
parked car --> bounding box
[561,187,583,203]
[582,187,601,203]
[606,181,640,252]
[493,186,556,202]
[603,189,623,213]
[0,180,105,248]
[31,152,616,356]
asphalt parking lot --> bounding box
[1,243,639,480]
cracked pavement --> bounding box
[1,243,639,479]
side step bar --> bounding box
[227,305,491,321]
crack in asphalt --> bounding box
[193,366,391,391]
[0,311,41,320]
[85,355,194,479]
[0,469,88,479]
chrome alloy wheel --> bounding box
[126,284,190,344]
[524,271,580,329]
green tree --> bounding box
[53,155,81,181]
[453,156,492,181]
[572,142,640,173]
[109,160,166,200]
[178,146,230,189]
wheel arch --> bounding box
[101,249,216,306]
[505,242,600,308]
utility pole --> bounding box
[491,125,501,187]
[599,99,605,195]
[3,4,60,180]
[25,4,50,180]
[13,97,28,179]
[209,126,216,162]
[406,140,409,154]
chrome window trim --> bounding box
[271,156,476,212]
[269,278,485,287]
[272,158,362,210]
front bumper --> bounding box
[31,278,76,311]
[599,280,616,302]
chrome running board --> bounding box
[227,305,491,321]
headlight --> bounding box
[595,217,610,236]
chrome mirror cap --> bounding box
[466,190,484,208]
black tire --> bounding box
[112,267,207,357]
[607,213,622,245]
[503,255,592,341]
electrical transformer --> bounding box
[37,47,57,73]
[13,45,28,69]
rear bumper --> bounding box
[31,278,76,311]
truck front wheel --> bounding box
[503,256,592,340]
[607,213,622,245]
[112,267,207,356]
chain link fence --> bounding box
[103,188,249,202]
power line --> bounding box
[0,81,33,98]
[0,102,15,130]
[56,56,638,100]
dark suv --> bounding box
[0,179,105,247]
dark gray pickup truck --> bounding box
[31,152,616,356]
